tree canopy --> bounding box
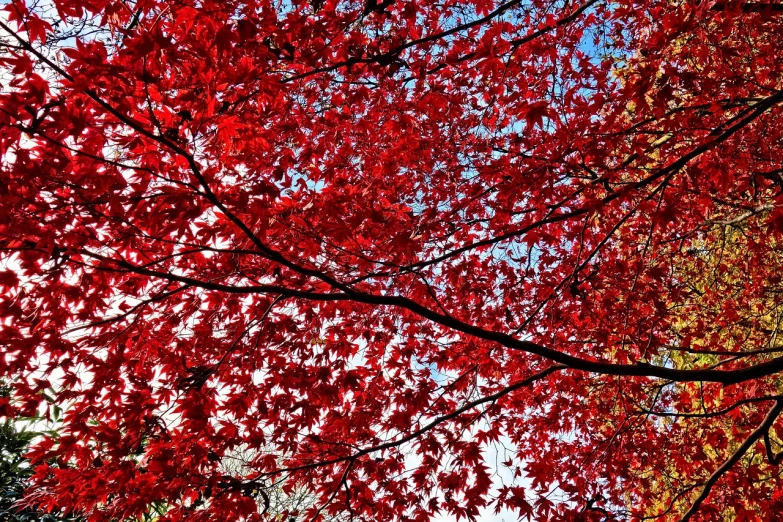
[1,0,783,520]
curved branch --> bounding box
[638,394,782,419]
[81,249,783,385]
[679,399,783,521]
[391,89,783,274]
[251,364,567,478]
[764,422,783,466]
[283,0,535,83]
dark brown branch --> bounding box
[308,460,354,522]
[251,364,566,478]
[394,90,783,273]
[638,395,782,419]
[283,0,533,83]
[63,284,191,333]
[509,0,600,47]
[667,344,783,357]
[679,400,783,521]
[710,2,783,12]
[80,249,783,385]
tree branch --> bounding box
[679,399,783,521]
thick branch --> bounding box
[83,251,783,385]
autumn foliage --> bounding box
[1,0,783,519]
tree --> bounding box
[218,443,348,521]
[0,382,37,522]
[0,417,45,522]
[1,383,310,521]
[0,383,81,522]
[1,0,783,519]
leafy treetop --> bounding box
[1,0,783,520]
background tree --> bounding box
[0,383,81,522]
[612,20,783,519]
[218,444,348,521]
[624,222,783,521]
[1,0,783,520]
